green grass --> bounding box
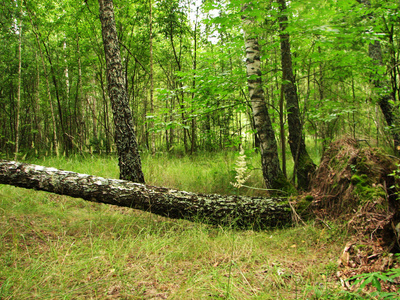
[0,152,348,299]
[28,150,271,196]
[142,150,270,196]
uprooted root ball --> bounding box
[302,137,400,293]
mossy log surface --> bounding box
[0,160,291,228]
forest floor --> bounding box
[0,145,399,299]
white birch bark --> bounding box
[242,5,289,191]
[15,16,22,161]
[0,160,291,228]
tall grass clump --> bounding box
[29,154,120,179]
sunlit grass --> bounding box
[28,150,273,196]
[0,151,348,299]
[142,150,269,196]
[25,143,322,196]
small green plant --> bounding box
[350,164,358,174]
[345,268,400,299]
[388,163,400,192]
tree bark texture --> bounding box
[0,160,291,228]
[277,0,315,189]
[98,0,145,183]
[242,5,290,192]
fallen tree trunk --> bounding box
[0,160,291,228]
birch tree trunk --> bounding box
[242,5,291,192]
[0,160,291,228]
[191,7,199,154]
[75,36,84,153]
[149,0,156,155]
[15,16,22,161]
[98,0,145,183]
[277,0,315,189]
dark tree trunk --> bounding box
[43,42,67,154]
[0,160,291,228]
[98,0,145,183]
[277,0,315,189]
[355,0,400,156]
[368,41,400,156]
[378,94,400,154]
[29,14,58,155]
[242,5,291,192]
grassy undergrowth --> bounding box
[0,152,348,299]
[25,151,272,196]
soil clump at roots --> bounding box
[302,138,400,294]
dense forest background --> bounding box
[2,1,400,297]
[1,0,399,170]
